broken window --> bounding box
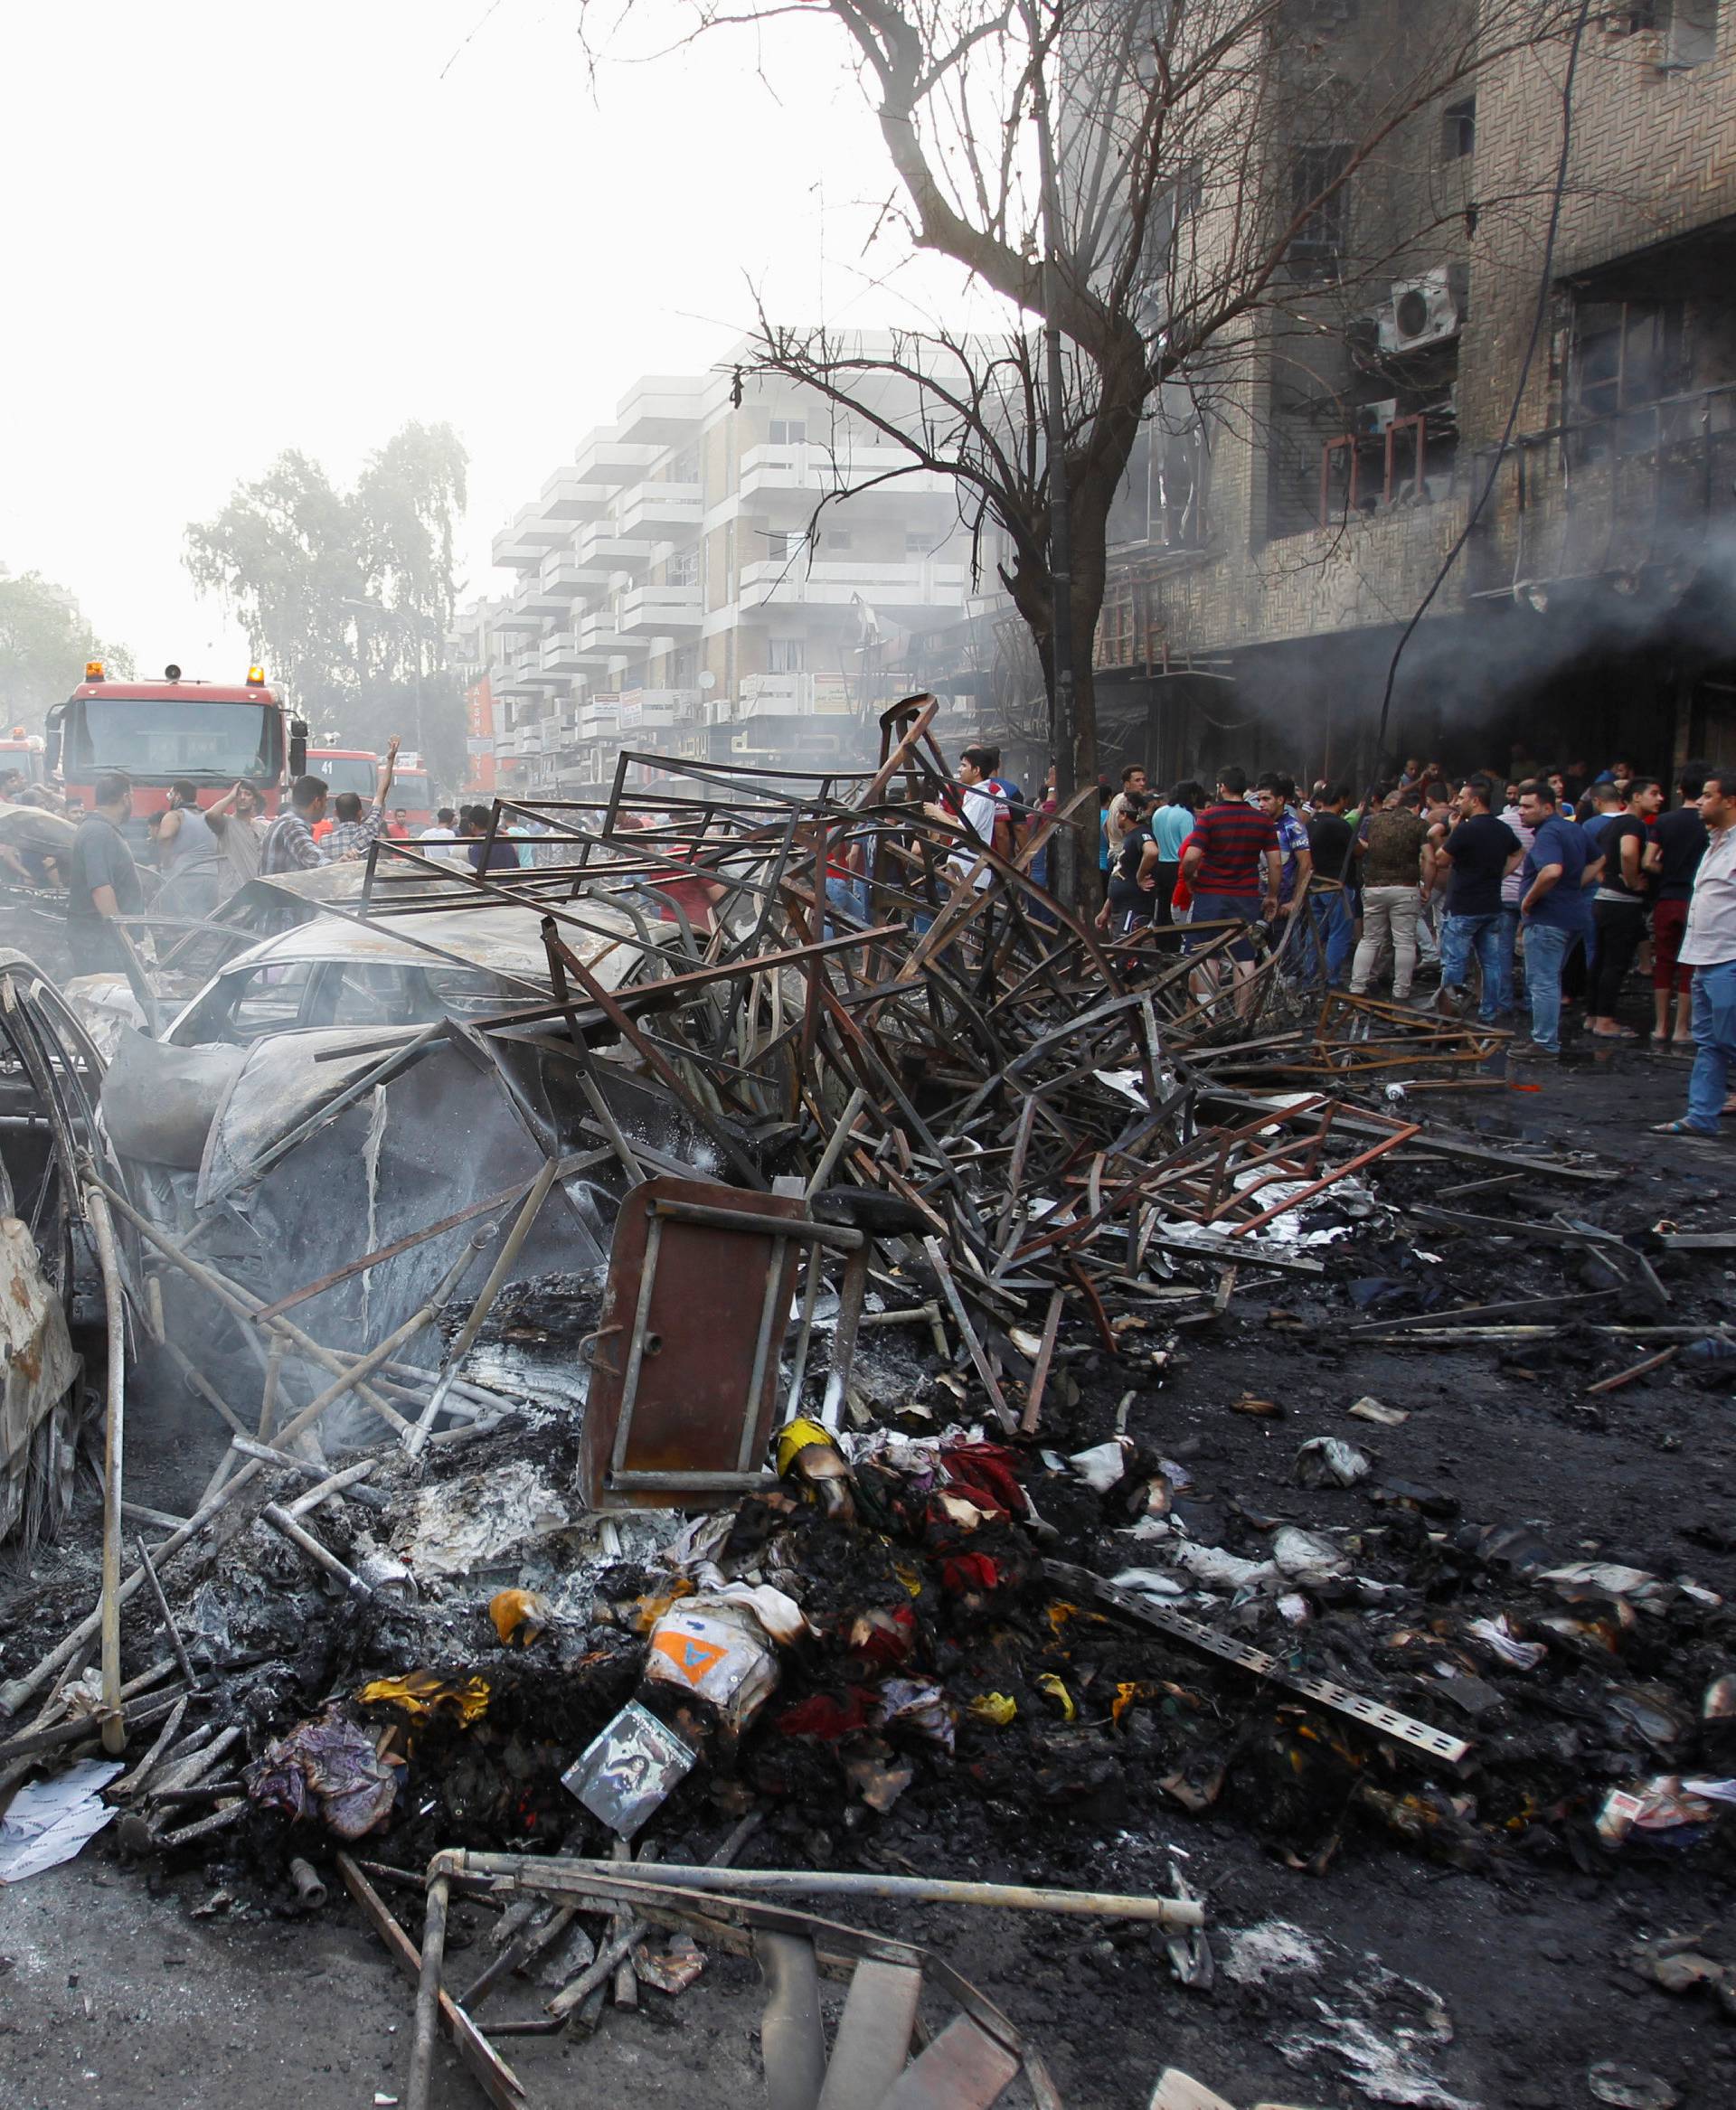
[1665,0,1720,66]
[1109,400,1209,551]
[1572,297,1688,454]
[1287,145,1353,278]
[1440,99,1475,160]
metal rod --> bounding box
[336,1853,526,2110]
[407,1865,453,2110]
[134,1535,196,1691]
[472,1855,1204,1929]
[405,1158,561,1458]
[259,1503,373,1600]
[1020,1286,1065,1436]
[285,1459,382,1518]
[921,1235,1011,1423]
[803,1084,869,1199]
[229,1436,392,1510]
[650,1197,863,1249]
[85,1185,127,1757]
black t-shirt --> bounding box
[1597,813,1648,901]
[1307,810,1354,882]
[1654,805,1708,902]
[1441,813,1519,917]
[1109,824,1156,900]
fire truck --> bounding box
[46,662,306,840]
[387,752,436,831]
[308,746,435,831]
[308,746,382,801]
[0,731,47,788]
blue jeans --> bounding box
[1303,890,1354,988]
[1523,921,1578,1050]
[1495,907,1527,1013]
[826,874,868,937]
[1685,960,1736,1132]
[1439,910,1508,1019]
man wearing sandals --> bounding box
[1655,769,1736,1140]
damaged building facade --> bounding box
[448,338,999,798]
[1090,1,1736,789]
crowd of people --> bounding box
[14,734,1736,1142]
[1071,751,1736,1137]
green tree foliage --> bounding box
[184,423,469,790]
[0,570,133,732]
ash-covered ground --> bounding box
[5,1048,1736,2110]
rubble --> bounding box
[2,709,1735,2104]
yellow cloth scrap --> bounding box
[358,1670,491,1724]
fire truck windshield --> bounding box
[69,698,278,782]
[313,756,377,798]
[394,772,432,811]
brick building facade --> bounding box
[1091,3,1736,793]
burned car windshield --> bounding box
[170,956,514,1044]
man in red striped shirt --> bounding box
[1179,765,1280,1016]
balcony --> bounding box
[579,606,634,656]
[538,468,611,521]
[542,631,585,674]
[519,579,571,620]
[615,377,707,447]
[539,552,611,599]
[514,644,562,689]
[579,702,622,741]
[618,688,698,731]
[494,660,542,702]
[618,582,704,635]
[578,520,655,572]
[492,503,569,570]
[735,558,970,619]
[736,442,959,504]
[616,480,703,542]
[573,434,663,488]
[737,672,857,720]
[492,595,544,635]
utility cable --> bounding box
[1367,0,1597,764]
[1316,0,1598,943]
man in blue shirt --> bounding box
[1513,778,1602,1060]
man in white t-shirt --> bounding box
[925,747,1006,894]
[419,807,459,843]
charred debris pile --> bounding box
[2,700,1735,2104]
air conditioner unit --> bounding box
[1378,268,1463,354]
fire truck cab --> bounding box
[0,732,47,789]
[308,747,382,802]
[46,663,307,841]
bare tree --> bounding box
[581,0,1579,878]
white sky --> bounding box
[0,0,979,678]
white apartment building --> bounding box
[451,335,995,796]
